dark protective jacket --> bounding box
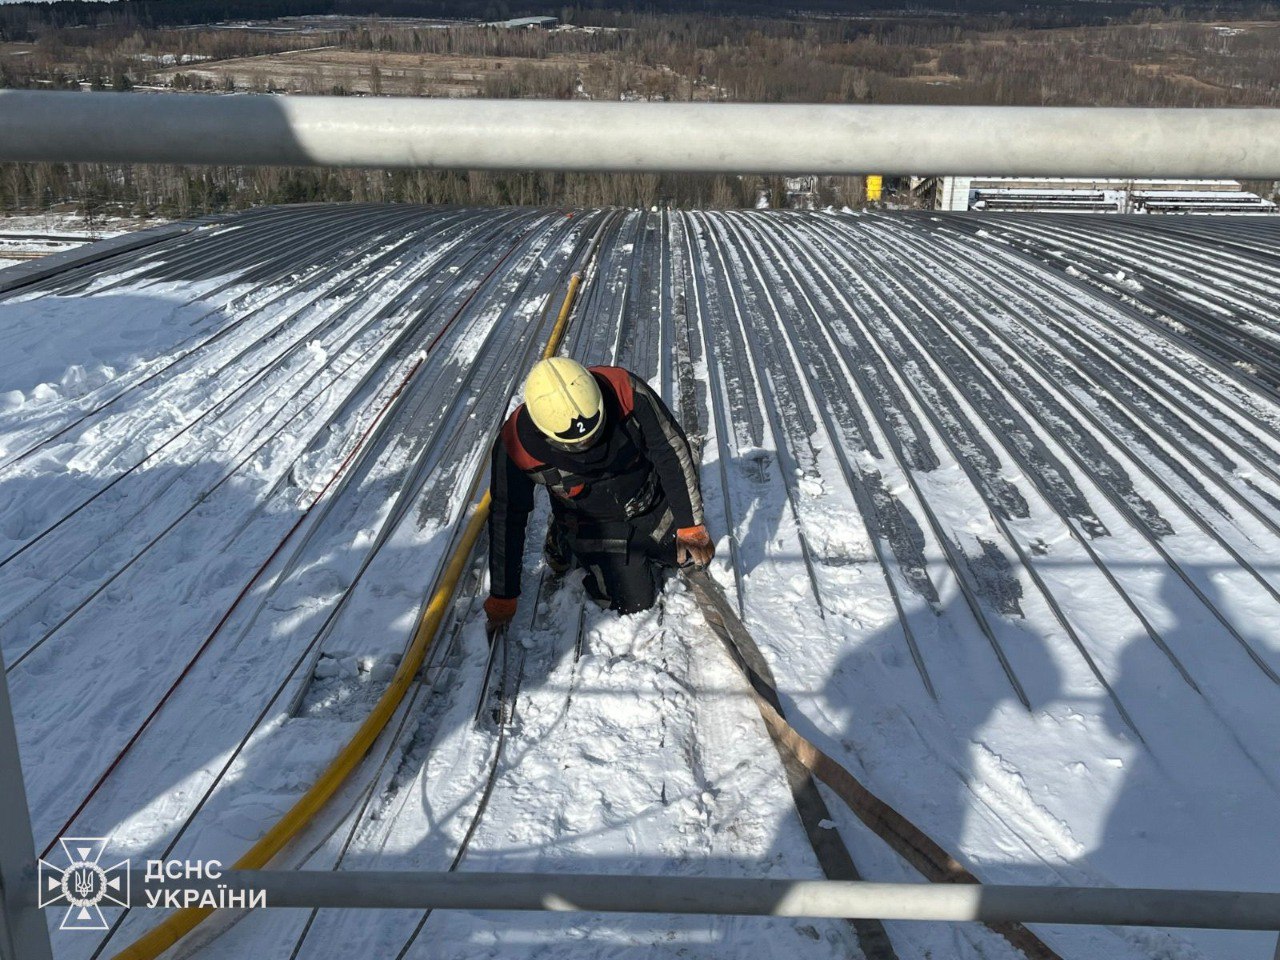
[489,366,704,600]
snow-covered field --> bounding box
[0,213,168,269]
[3,205,1280,960]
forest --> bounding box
[3,0,1263,36]
[1,2,1278,216]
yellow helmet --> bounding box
[523,357,604,446]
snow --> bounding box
[0,214,170,271]
[133,53,213,65]
[0,212,159,239]
[4,206,1280,960]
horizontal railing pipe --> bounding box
[53,871,1280,931]
[2,92,1279,178]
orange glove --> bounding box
[483,596,517,640]
[676,525,715,568]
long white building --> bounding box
[937,176,1277,214]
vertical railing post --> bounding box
[0,646,53,960]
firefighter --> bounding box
[484,357,714,635]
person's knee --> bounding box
[583,560,657,614]
[611,580,657,614]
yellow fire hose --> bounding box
[113,271,583,960]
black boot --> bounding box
[543,518,573,576]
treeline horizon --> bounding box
[2,164,856,220]
[1,4,1278,218]
[2,0,1276,39]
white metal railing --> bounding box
[7,645,1280,955]
[76,870,1280,930]
[2,91,1279,178]
[4,91,1280,959]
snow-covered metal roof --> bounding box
[3,207,1280,960]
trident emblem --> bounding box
[38,837,130,931]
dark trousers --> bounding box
[559,501,678,614]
